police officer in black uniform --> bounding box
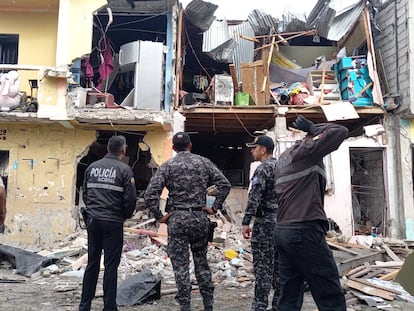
[144,132,231,311]
[79,135,137,311]
[243,135,279,311]
[274,116,348,311]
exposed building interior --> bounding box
[75,130,153,207]
[72,3,170,110]
[0,150,9,189]
[191,133,253,187]
[350,148,386,236]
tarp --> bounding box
[116,269,161,306]
[269,64,310,86]
[0,244,58,277]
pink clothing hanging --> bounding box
[97,37,114,91]
[81,56,94,87]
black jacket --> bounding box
[83,153,137,223]
[275,123,348,225]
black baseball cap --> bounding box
[173,132,191,147]
[246,135,274,151]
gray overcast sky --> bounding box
[180,0,319,20]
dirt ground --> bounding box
[1,265,414,311]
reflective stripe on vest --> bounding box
[275,165,326,185]
[87,182,124,192]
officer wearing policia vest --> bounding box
[79,135,137,311]
[243,135,279,311]
[274,116,347,311]
[144,132,231,311]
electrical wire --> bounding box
[184,27,212,80]
[110,12,169,28]
[108,28,166,35]
[233,111,254,137]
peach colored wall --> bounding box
[0,122,96,246]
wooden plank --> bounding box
[364,269,387,279]
[327,240,360,256]
[337,251,384,276]
[124,227,167,237]
[261,33,276,93]
[319,63,326,103]
[382,244,402,262]
[347,279,396,301]
[351,267,372,278]
[229,64,239,93]
[340,251,383,264]
[379,269,400,281]
[346,265,367,277]
[372,261,403,268]
[239,34,259,43]
[151,236,168,246]
[240,61,266,105]
[350,278,401,295]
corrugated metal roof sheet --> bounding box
[327,2,364,41]
[306,1,336,38]
[202,19,235,63]
[229,22,254,83]
[202,20,254,66]
[247,9,279,35]
[185,0,218,31]
[203,19,231,53]
[306,0,364,41]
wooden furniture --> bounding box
[306,70,341,102]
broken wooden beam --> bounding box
[337,251,384,276]
[327,240,361,256]
[381,244,402,262]
[347,279,396,301]
[346,265,368,277]
[124,227,167,237]
[350,277,401,295]
[379,269,400,281]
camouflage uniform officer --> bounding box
[243,135,279,311]
[144,132,231,311]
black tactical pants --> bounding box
[251,216,279,311]
[275,222,346,311]
[79,218,123,311]
[167,211,212,311]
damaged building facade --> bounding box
[0,0,178,245]
[374,0,414,240]
[0,0,413,246]
[179,0,392,239]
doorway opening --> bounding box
[350,148,386,236]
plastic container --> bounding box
[224,249,238,260]
[234,92,250,106]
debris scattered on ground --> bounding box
[1,208,414,309]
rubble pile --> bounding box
[1,209,414,310]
